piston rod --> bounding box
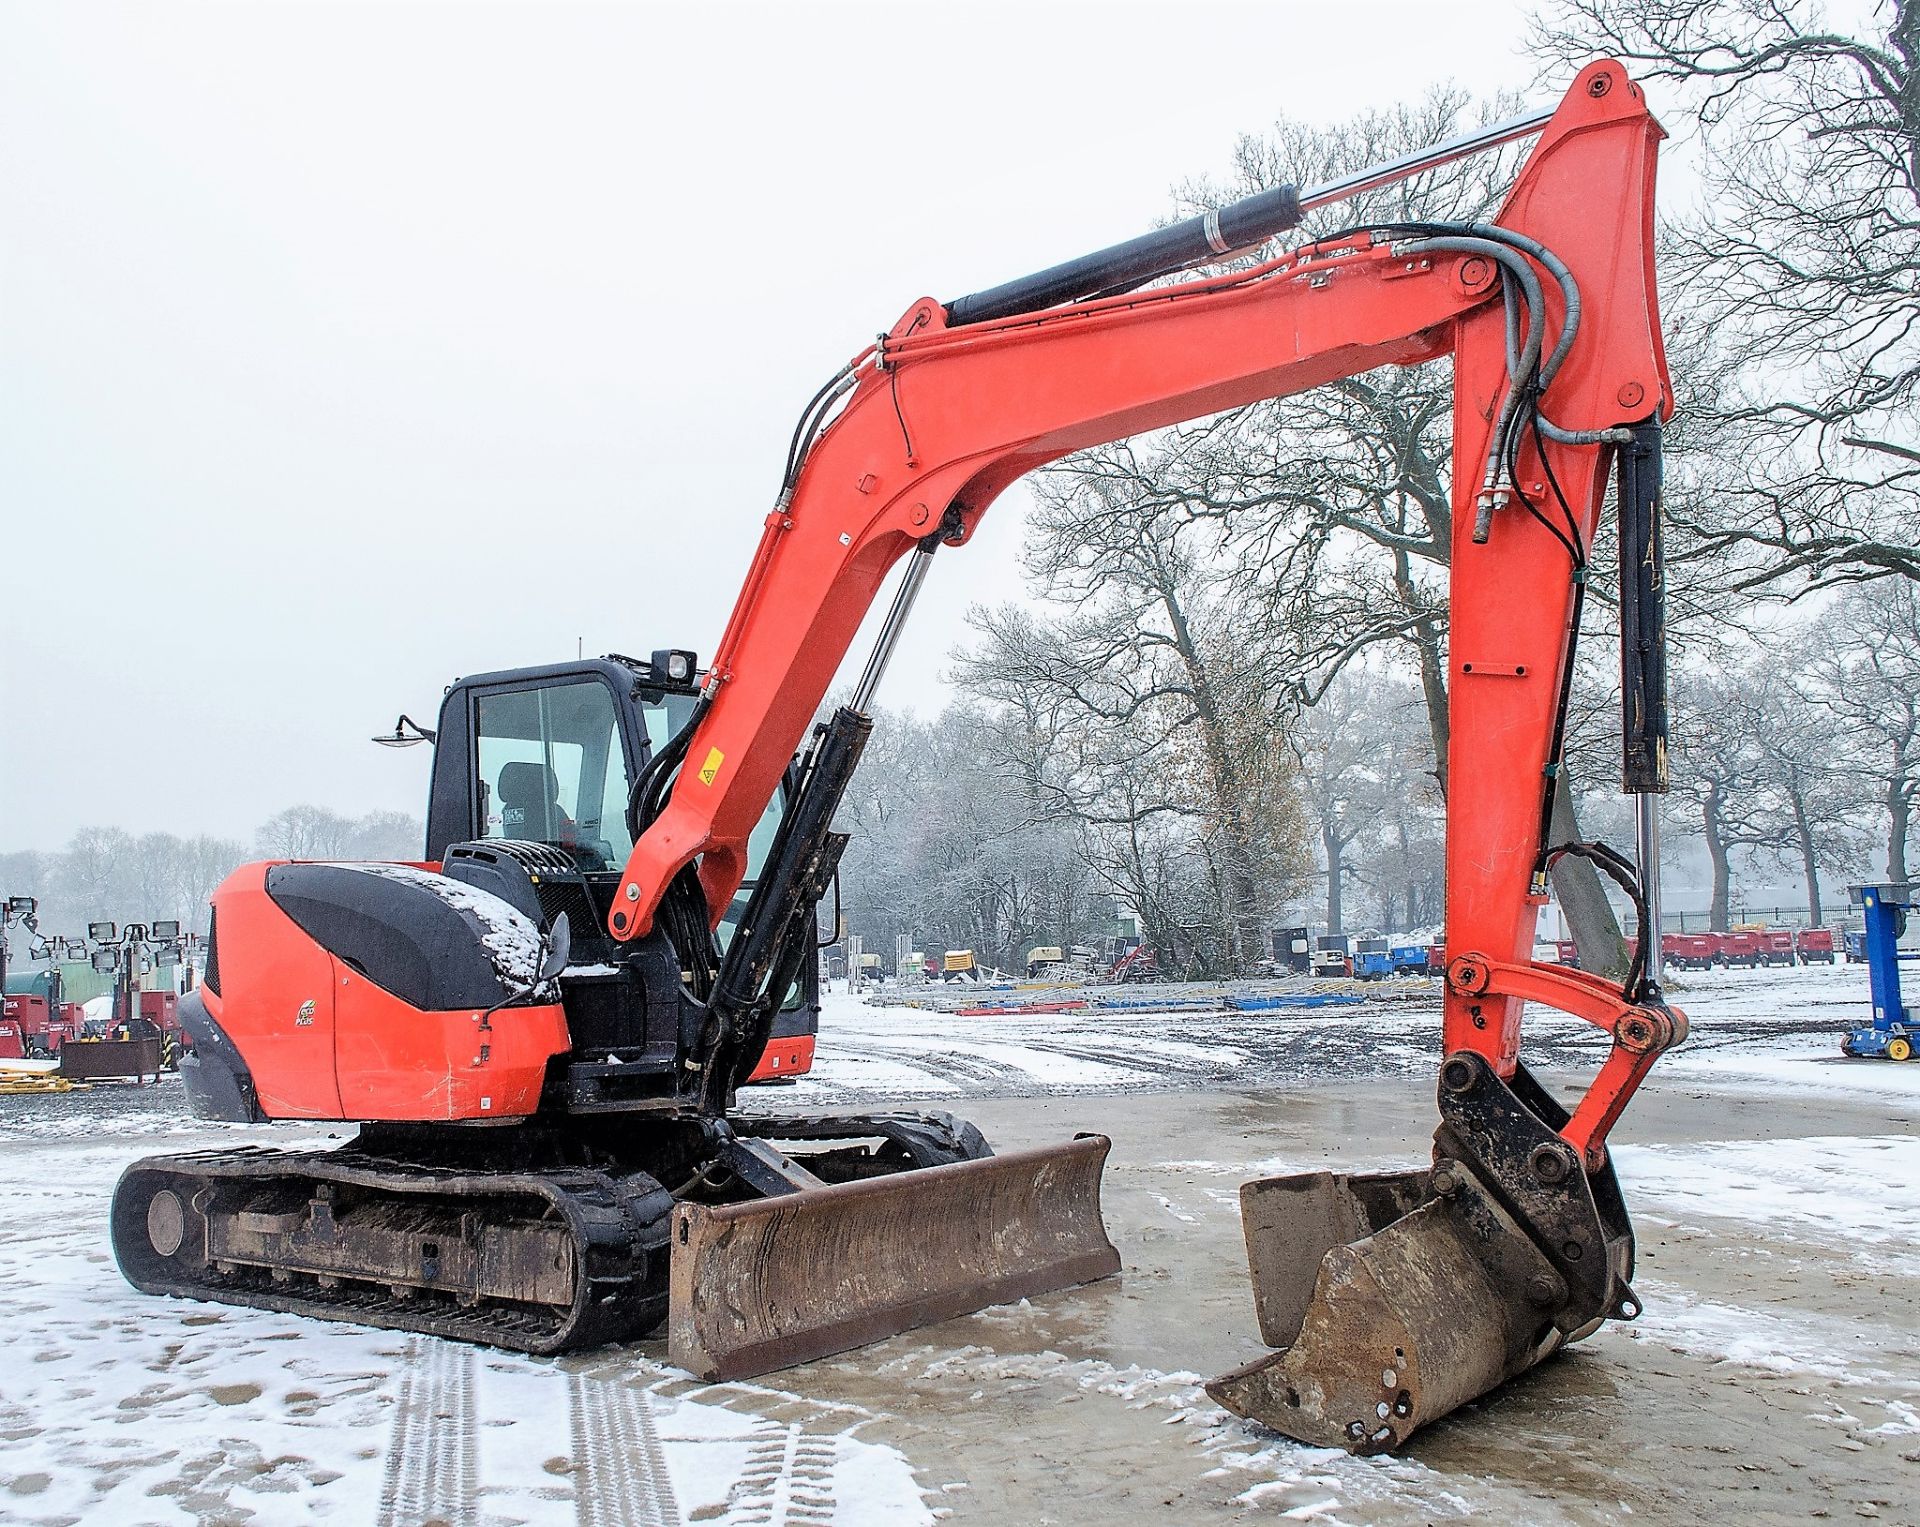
[1637,794,1665,985]
[850,539,937,712]
[946,105,1555,327]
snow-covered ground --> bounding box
[783,960,1890,1105]
[0,1139,927,1525]
[1,961,1915,1525]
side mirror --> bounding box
[373,714,437,748]
[538,913,573,984]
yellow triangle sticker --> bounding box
[697,747,725,787]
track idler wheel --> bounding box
[1207,1054,1639,1454]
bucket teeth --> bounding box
[669,1134,1120,1381]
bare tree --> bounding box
[1666,669,1782,928]
[1537,0,1920,592]
[176,835,249,934]
[254,805,358,859]
[831,701,1100,974]
[58,826,135,925]
[1807,578,1920,879]
[955,464,1310,974]
[345,810,426,860]
[129,833,188,926]
[1740,665,1867,924]
[1086,86,1527,781]
[1288,676,1386,934]
[1345,678,1448,932]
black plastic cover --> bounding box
[266,863,513,1012]
[177,990,263,1123]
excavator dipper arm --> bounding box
[611,60,1679,1450]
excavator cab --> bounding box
[427,655,814,1056]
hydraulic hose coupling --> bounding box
[1473,475,1511,543]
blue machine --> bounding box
[1389,943,1430,976]
[1352,937,1392,980]
[1842,882,1916,1061]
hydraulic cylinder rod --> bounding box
[1616,419,1668,796]
[851,539,937,712]
[1617,418,1669,979]
[945,104,1555,327]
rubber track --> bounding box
[111,1145,671,1355]
[112,1113,988,1356]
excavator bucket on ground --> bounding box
[1208,1055,1640,1454]
[670,1134,1121,1381]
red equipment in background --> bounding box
[1107,945,1160,984]
[0,992,85,1056]
[1796,928,1836,964]
[1662,932,1719,970]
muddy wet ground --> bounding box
[1,966,1915,1524]
[777,1081,1920,1524]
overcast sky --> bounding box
[1,0,1540,851]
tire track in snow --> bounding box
[864,1046,1022,1094]
[569,1370,679,1527]
[719,1423,839,1526]
[377,1337,477,1527]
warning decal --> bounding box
[697,747,725,786]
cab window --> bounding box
[474,680,634,870]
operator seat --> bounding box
[497,761,570,844]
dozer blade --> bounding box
[1207,1055,1639,1455]
[668,1134,1120,1381]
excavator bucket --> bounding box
[669,1134,1121,1381]
[1207,1055,1639,1454]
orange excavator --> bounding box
[113,60,1679,1454]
